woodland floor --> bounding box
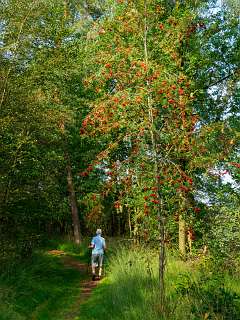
[1,244,239,320]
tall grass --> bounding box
[79,245,240,320]
[1,240,239,320]
[0,243,85,320]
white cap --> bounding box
[96,228,102,235]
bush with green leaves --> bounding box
[176,271,240,319]
[207,207,240,269]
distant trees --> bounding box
[0,0,85,256]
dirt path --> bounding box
[48,250,99,320]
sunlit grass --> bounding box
[79,245,240,320]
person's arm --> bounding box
[88,238,95,249]
[103,238,106,251]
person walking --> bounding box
[89,229,106,281]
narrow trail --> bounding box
[48,250,99,320]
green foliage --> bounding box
[207,207,240,268]
[176,272,240,319]
[0,0,94,258]
[0,250,83,320]
[76,0,239,264]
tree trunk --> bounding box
[128,207,132,238]
[66,161,81,244]
[179,214,186,257]
[143,0,166,311]
[187,231,192,255]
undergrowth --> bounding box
[0,241,85,320]
[79,246,240,320]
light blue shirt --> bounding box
[91,235,106,255]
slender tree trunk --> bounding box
[179,214,186,257]
[143,0,166,310]
[133,209,140,245]
[0,2,37,109]
[187,231,192,255]
[118,214,121,237]
[178,191,186,257]
[66,159,81,244]
[59,116,81,244]
[128,207,132,238]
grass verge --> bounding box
[79,245,240,320]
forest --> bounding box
[0,0,240,319]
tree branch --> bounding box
[204,71,236,90]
